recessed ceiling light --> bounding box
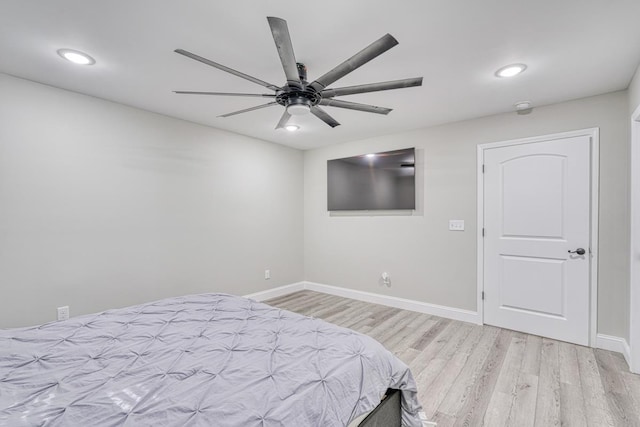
[495,63,526,78]
[57,49,95,65]
[285,125,299,132]
[365,154,376,158]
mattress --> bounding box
[0,293,422,426]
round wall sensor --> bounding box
[514,101,533,115]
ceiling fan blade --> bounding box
[319,99,392,115]
[174,91,276,97]
[321,77,423,98]
[309,34,398,92]
[218,101,279,118]
[175,49,281,92]
[275,110,292,129]
[267,17,302,90]
[310,106,340,128]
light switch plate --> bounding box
[449,220,465,231]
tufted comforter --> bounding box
[0,293,422,426]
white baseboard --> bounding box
[243,282,305,301]
[596,334,632,367]
[303,281,481,325]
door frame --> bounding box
[476,128,600,346]
[631,105,640,373]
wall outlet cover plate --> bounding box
[449,219,465,231]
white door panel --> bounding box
[501,155,566,238]
[500,255,566,317]
[484,135,591,345]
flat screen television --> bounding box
[327,148,415,211]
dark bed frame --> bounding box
[358,389,402,427]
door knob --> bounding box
[568,248,586,255]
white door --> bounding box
[483,135,592,346]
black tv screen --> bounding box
[327,148,415,211]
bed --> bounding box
[0,293,422,426]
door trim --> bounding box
[631,105,640,373]
[477,128,600,346]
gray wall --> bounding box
[630,63,640,113]
[0,73,304,327]
[304,91,630,339]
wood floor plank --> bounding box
[533,338,561,427]
[323,301,375,325]
[595,349,640,426]
[273,291,329,312]
[409,322,471,375]
[437,326,502,417]
[410,317,452,351]
[558,341,581,386]
[304,297,353,318]
[266,291,640,426]
[483,333,527,426]
[395,347,421,366]
[559,382,588,427]
[431,411,456,427]
[505,333,542,427]
[385,315,436,354]
[620,369,640,425]
[452,328,512,427]
[367,310,417,343]
[558,342,588,427]
[507,373,538,427]
[264,291,307,305]
[417,325,487,417]
[326,307,370,327]
[521,334,542,375]
[575,345,616,427]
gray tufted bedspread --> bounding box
[0,293,422,426]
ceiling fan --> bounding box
[174,17,423,129]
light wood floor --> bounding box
[266,291,640,427]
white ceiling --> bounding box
[1,1,640,150]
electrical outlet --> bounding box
[381,272,391,288]
[57,306,69,321]
[264,269,271,280]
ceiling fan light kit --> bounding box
[174,16,423,130]
[286,96,312,116]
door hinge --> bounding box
[482,291,485,300]
[482,164,485,173]
[482,228,485,237]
